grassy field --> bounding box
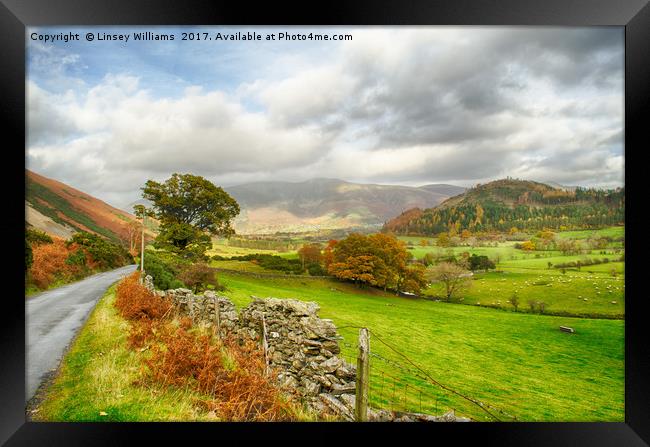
[217,271,624,422]
[34,285,224,422]
[424,269,624,318]
[396,226,626,318]
[554,226,624,240]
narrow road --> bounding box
[25,264,137,402]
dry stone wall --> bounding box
[142,274,470,422]
[235,297,358,419]
[152,278,357,419]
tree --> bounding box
[437,233,451,247]
[427,262,472,302]
[142,173,240,256]
[519,240,536,251]
[327,233,426,294]
[422,252,436,266]
[178,263,220,293]
[297,243,323,270]
[155,222,212,261]
[399,263,428,294]
[328,254,377,287]
[122,220,142,257]
[557,239,576,255]
[468,254,495,272]
[508,292,520,312]
[322,240,337,269]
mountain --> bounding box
[222,179,466,234]
[26,170,139,242]
[541,181,578,192]
[383,178,625,236]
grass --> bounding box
[554,226,624,240]
[424,270,624,318]
[217,271,624,422]
[35,285,224,421]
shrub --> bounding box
[26,228,53,246]
[144,330,296,421]
[178,263,221,293]
[25,238,33,271]
[67,232,133,269]
[231,254,303,274]
[143,251,186,290]
[115,271,172,321]
[307,262,327,276]
[29,238,82,289]
[65,248,87,267]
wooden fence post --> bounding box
[355,327,370,422]
[213,296,221,339]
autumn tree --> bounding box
[297,243,323,270]
[119,220,143,257]
[437,233,451,247]
[427,262,472,302]
[519,240,536,251]
[327,233,426,294]
[178,263,220,293]
[142,174,240,259]
[322,240,337,269]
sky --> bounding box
[26,26,624,209]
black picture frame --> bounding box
[2,0,648,445]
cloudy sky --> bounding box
[26,26,624,208]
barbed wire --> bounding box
[332,323,516,422]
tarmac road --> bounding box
[25,264,137,401]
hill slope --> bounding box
[223,179,465,234]
[383,178,624,235]
[26,170,138,243]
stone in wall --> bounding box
[143,274,155,293]
[164,288,239,335]
[235,296,358,419]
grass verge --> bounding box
[34,284,225,421]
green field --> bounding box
[554,226,624,240]
[217,272,624,422]
[425,269,624,318]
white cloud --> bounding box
[26,27,624,207]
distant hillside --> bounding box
[383,178,624,235]
[26,170,139,243]
[223,179,465,234]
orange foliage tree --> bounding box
[297,243,323,269]
[327,233,426,294]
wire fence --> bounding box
[334,324,518,422]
